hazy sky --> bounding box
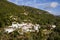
[8,0,60,15]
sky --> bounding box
[8,0,60,15]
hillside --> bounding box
[0,0,56,27]
[0,0,60,40]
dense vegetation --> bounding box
[0,0,60,40]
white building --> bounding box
[34,24,40,32]
[4,28,15,33]
[5,22,40,33]
[52,25,56,28]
